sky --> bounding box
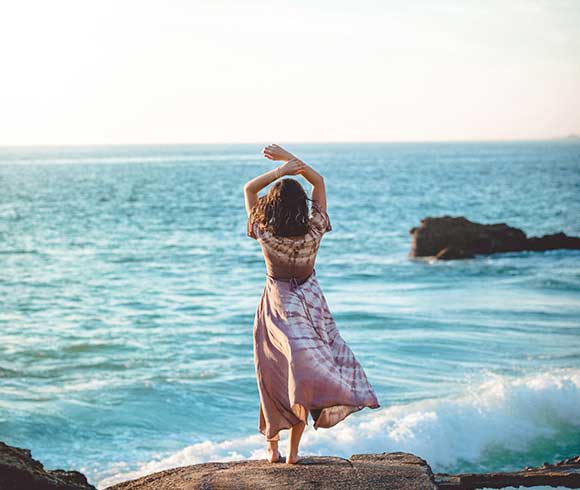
[0,0,579,146]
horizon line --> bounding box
[1,135,579,150]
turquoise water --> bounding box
[1,142,579,489]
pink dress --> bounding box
[248,202,380,441]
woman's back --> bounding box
[248,201,332,281]
[244,144,380,462]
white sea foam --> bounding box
[96,368,580,489]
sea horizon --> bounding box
[1,136,579,151]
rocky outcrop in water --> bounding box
[0,441,95,490]
[409,216,580,260]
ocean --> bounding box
[0,141,579,489]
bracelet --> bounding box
[275,166,282,179]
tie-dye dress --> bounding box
[247,201,380,441]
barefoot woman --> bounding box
[244,144,380,465]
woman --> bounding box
[244,144,380,465]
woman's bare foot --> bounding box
[266,442,281,463]
[286,419,306,465]
[285,452,302,465]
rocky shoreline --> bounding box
[0,441,95,490]
[2,440,579,490]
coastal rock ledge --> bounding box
[2,440,579,490]
[409,216,580,260]
[105,452,438,490]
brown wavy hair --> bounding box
[250,178,313,237]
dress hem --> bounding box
[260,401,381,440]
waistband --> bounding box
[266,269,316,289]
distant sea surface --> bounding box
[1,142,579,489]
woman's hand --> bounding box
[278,158,306,176]
[262,144,295,162]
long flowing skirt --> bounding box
[253,269,380,441]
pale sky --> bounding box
[1,0,579,146]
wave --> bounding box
[95,368,580,489]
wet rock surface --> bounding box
[435,454,580,489]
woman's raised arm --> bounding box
[243,150,306,216]
[299,163,327,214]
[262,145,328,214]
[262,144,327,213]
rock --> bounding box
[105,451,438,490]
[409,216,580,260]
[526,231,580,251]
[435,246,475,260]
[435,453,580,489]
[0,441,95,490]
[2,438,576,490]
